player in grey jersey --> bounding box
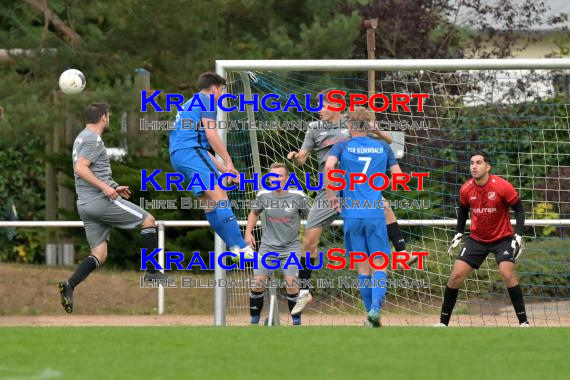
[244,163,310,325]
[287,89,409,314]
[58,102,166,314]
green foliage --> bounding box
[532,202,560,236]
[0,0,362,266]
[4,228,45,263]
[0,0,567,273]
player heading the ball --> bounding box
[169,72,254,258]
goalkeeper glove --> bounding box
[447,233,463,256]
[511,234,524,260]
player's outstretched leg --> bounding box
[201,187,253,257]
[58,242,106,313]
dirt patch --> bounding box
[1,264,568,327]
[0,263,213,316]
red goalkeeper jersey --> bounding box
[459,175,520,243]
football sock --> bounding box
[68,255,100,289]
[507,285,528,324]
[205,210,231,246]
[299,257,315,290]
[292,315,302,325]
[371,271,388,311]
[358,274,372,312]
[387,222,406,251]
[214,206,247,248]
[440,286,459,326]
[287,292,299,314]
[249,290,264,323]
[141,227,159,272]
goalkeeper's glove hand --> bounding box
[447,233,463,256]
[511,234,524,260]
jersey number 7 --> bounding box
[358,156,371,174]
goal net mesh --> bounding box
[221,67,569,327]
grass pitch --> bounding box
[1,326,568,380]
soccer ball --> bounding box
[58,69,86,94]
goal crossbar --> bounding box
[216,58,570,72]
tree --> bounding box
[0,0,566,266]
[351,0,567,59]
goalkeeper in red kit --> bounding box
[436,152,529,327]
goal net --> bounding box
[217,60,570,327]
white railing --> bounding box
[1,219,569,319]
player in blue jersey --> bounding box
[169,72,253,256]
[324,107,403,327]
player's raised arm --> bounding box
[370,122,393,144]
[287,149,310,166]
[288,123,315,167]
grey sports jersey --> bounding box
[301,120,351,173]
[253,190,310,252]
[72,129,118,205]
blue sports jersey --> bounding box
[328,136,397,219]
[169,92,217,154]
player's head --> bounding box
[269,162,290,190]
[469,152,492,180]
[85,102,110,132]
[347,106,375,135]
[197,72,226,101]
[318,89,343,121]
